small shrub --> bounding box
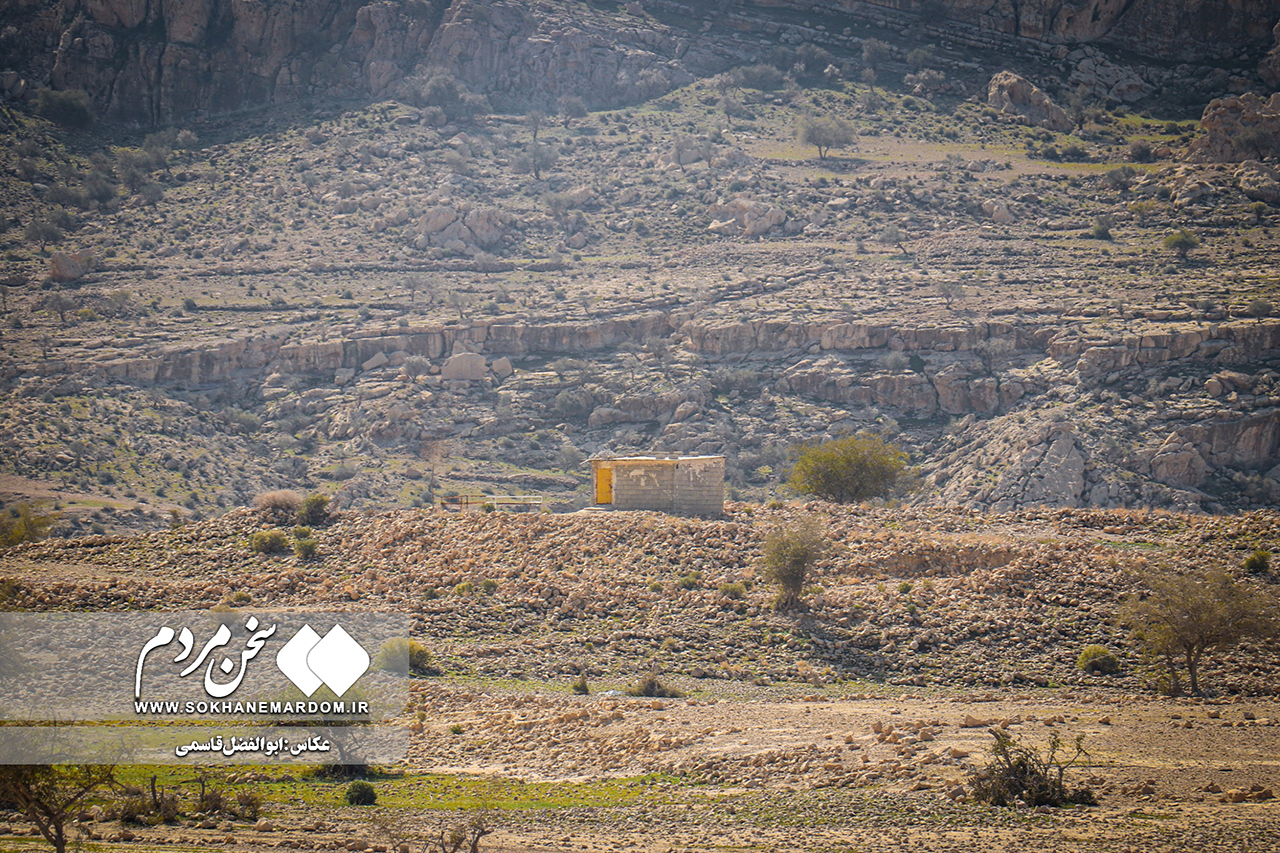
[479,578,498,594]
[344,781,376,806]
[760,517,826,610]
[625,674,682,698]
[449,723,465,735]
[156,792,180,823]
[675,571,702,590]
[373,637,438,675]
[1163,229,1198,259]
[969,730,1096,808]
[198,788,226,813]
[293,537,318,559]
[0,502,59,545]
[254,489,302,514]
[1244,548,1271,575]
[249,528,290,553]
[731,63,784,91]
[647,580,663,593]
[119,795,149,824]
[718,581,746,599]
[1076,644,1120,674]
[571,672,590,694]
[298,492,330,525]
[235,790,262,819]
[36,88,95,129]
[454,581,474,595]
[227,590,251,606]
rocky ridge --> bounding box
[1,0,1275,125]
[10,311,1277,514]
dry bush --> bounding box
[253,490,302,514]
[625,674,682,698]
[760,516,826,609]
[970,730,1095,808]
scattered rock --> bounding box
[362,352,390,372]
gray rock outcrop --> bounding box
[1187,93,1280,164]
[986,71,1071,132]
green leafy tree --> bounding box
[512,142,558,180]
[1247,297,1272,323]
[1163,228,1198,260]
[40,294,74,327]
[786,433,913,504]
[799,115,854,160]
[1123,566,1277,695]
[0,503,59,545]
[861,38,890,70]
[0,765,117,853]
[24,221,63,251]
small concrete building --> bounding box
[590,454,724,517]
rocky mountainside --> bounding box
[1,0,1278,124]
[2,0,1280,530]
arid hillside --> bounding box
[0,0,1278,532]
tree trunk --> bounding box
[1186,649,1200,695]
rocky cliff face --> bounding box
[51,0,432,124]
[40,0,737,124]
[17,0,1279,125]
[777,0,1278,64]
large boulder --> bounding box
[440,352,487,381]
[1187,93,1280,163]
[1259,20,1280,89]
[48,249,95,282]
[1235,160,1280,203]
[706,198,786,238]
[986,71,1071,132]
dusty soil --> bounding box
[2,505,1279,851]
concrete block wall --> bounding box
[604,457,724,517]
[612,463,677,512]
[672,458,725,517]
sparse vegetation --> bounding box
[760,516,826,610]
[1123,566,1277,695]
[1076,644,1121,674]
[786,434,913,504]
[0,764,117,853]
[969,730,1095,808]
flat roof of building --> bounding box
[592,454,724,462]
